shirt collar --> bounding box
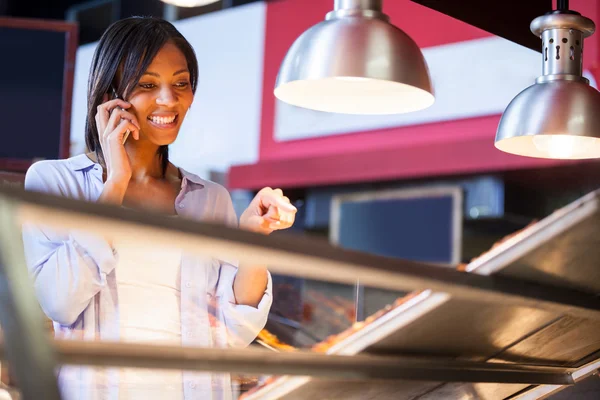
[179,167,205,187]
[67,154,205,188]
[68,154,97,171]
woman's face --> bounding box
[125,41,194,146]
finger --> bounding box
[264,205,280,221]
[107,120,139,144]
[261,194,297,213]
[274,188,283,196]
[99,98,131,113]
[265,210,294,230]
[95,113,105,139]
[105,109,139,139]
[255,216,276,233]
[96,100,131,129]
[104,110,122,140]
[95,106,110,136]
[279,212,294,227]
[122,111,141,130]
[269,221,282,230]
[110,108,141,130]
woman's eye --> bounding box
[175,81,190,88]
[139,83,156,89]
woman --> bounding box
[21,16,296,400]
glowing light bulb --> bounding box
[532,135,582,159]
[160,0,218,7]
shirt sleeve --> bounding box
[215,262,273,347]
[213,184,273,347]
[21,163,118,326]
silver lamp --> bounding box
[274,0,434,115]
[160,0,219,7]
[495,0,600,159]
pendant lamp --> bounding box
[495,0,600,159]
[274,0,434,115]
[160,0,219,7]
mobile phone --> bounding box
[111,87,131,145]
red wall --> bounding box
[229,0,600,189]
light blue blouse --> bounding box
[21,154,272,400]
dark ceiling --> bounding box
[0,0,556,49]
[0,0,259,44]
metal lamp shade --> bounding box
[495,79,600,159]
[160,0,219,7]
[495,9,600,160]
[274,11,434,115]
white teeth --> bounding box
[149,115,176,125]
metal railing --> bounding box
[1,185,599,399]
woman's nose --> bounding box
[156,86,177,107]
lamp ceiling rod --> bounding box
[334,0,382,11]
[557,0,569,11]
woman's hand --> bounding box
[94,97,141,186]
[239,188,297,235]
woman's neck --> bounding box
[87,140,168,182]
[125,140,165,182]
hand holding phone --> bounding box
[111,87,131,145]
[94,90,140,185]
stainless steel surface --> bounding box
[365,187,600,371]
[495,215,600,294]
[531,13,595,38]
[468,189,600,294]
[0,341,574,385]
[3,186,600,321]
[274,0,434,114]
[159,0,220,7]
[498,317,600,367]
[532,12,595,79]
[495,79,600,159]
[2,185,600,399]
[540,28,584,77]
[496,10,600,160]
[417,382,532,400]
[266,381,441,400]
[247,190,600,399]
[329,0,387,20]
[0,198,61,400]
[334,0,382,12]
[513,358,600,399]
[365,299,559,361]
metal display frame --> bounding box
[1,185,600,399]
[330,185,463,321]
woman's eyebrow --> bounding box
[142,69,189,77]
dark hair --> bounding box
[85,16,199,176]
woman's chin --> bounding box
[148,131,179,146]
[159,136,178,146]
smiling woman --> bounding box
[85,17,198,179]
[20,16,296,400]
